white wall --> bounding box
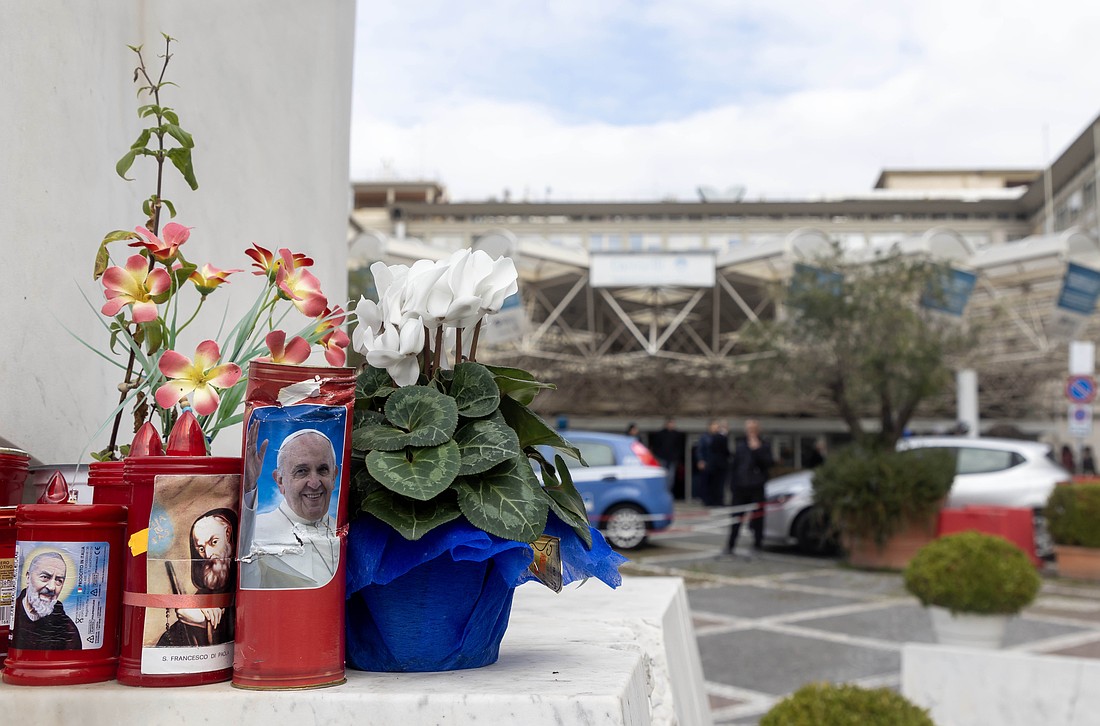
[0,0,356,462]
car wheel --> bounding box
[604,504,648,550]
[792,506,837,555]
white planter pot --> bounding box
[928,606,1009,649]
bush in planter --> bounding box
[1047,483,1100,547]
[904,531,1040,614]
[760,682,934,726]
[812,445,954,547]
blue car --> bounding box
[547,431,674,550]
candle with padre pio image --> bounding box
[3,473,127,686]
[233,361,354,690]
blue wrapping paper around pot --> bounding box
[345,514,627,672]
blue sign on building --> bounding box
[921,267,977,316]
[1056,262,1100,315]
[789,263,843,303]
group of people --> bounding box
[694,419,775,556]
[1060,444,1097,476]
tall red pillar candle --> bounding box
[233,361,355,689]
[116,412,241,687]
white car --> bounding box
[762,436,1071,554]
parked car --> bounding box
[547,431,674,550]
[763,436,1071,554]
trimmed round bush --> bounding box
[904,531,1040,615]
[812,445,954,547]
[760,682,934,726]
[1047,483,1100,548]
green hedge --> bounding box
[1047,483,1100,548]
[760,682,934,726]
[904,531,1040,615]
[812,446,954,547]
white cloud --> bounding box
[350,0,1100,201]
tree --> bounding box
[747,245,977,449]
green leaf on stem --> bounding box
[165,123,194,149]
[115,149,139,181]
[143,320,163,356]
[454,418,521,476]
[450,362,500,417]
[382,385,458,447]
[93,230,137,280]
[170,260,197,289]
[162,109,179,125]
[130,128,153,150]
[352,409,385,438]
[361,487,462,540]
[366,441,460,501]
[352,424,407,452]
[484,364,556,405]
[498,396,585,464]
[162,198,177,218]
[137,104,160,118]
[454,455,548,543]
[165,147,198,190]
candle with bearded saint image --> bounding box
[115,412,242,687]
[3,495,127,686]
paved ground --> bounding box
[622,504,1100,725]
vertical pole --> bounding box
[956,369,979,438]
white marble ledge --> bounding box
[902,643,1100,726]
[0,576,708,726]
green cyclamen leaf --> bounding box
[366,441,460,501]
[498,396,585,465]
[383,385,458,447]
[357,365,396,400]
[353,423,412,452]
[484,364,556,406]
[450,362,500,418]
[454,455,548,543]
[361,488,462,540]
[454,418,521,476]
[541,454,593,549]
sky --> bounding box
[350,1,1100,203]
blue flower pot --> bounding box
[344,514,627,672]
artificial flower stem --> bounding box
[175,295,206,334]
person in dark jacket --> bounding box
[696,419,730,507]
[725,419,774,555]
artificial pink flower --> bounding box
[189,263,243,295]
[101,254,171,323]
[246,243,314,280]
[130,222,191,262]
[275,248,327,317]
[154,340,242,416]
[257,330,311,365]
[315,306,350,366]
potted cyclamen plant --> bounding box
[345,255,626,673]
[84,34,347,468]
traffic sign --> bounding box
[1066,375,1097,403]
[1069,404,1093,438]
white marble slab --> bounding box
[0,576,707,726]
[902,643,1100,726]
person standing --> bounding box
[1083,446,1097,476]
[725,419,774,555]
[1061,444,1077,475]
[648,417,686,498]
[696,419,730,507]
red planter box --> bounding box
[938,506,1039,566]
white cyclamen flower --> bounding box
[351,296,383,354]
[364,321,425,387]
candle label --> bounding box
[0,554,14,633]
[238,403,347,590]
[9,540,110,650]
[140,473,239,675]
